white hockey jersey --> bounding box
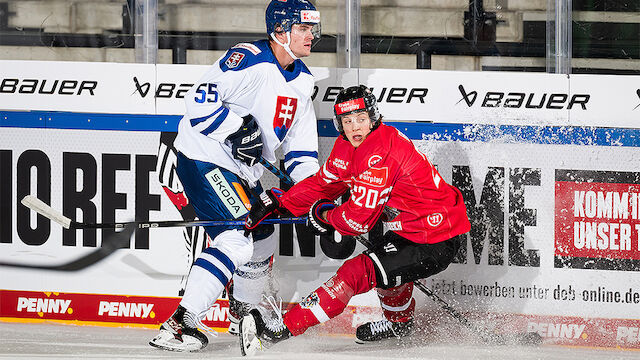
[174,40,320,186]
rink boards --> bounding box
[1,61,639,350]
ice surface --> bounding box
[0,322,637,360]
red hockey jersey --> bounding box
[279,124,471,244]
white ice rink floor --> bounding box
[1,322,638,360]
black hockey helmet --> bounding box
[333,85,381,137]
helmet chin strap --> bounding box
[270,32,298,61]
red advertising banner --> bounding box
[0,289,377,334]
[555,169,640,270]
[2,289,640,349]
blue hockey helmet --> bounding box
[265,0,321,39]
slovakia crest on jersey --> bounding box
[273,96,298,141]
[225,52,245,69]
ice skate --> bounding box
[240,297,291,356]
[355,318,413,344]
[149,305,209,352]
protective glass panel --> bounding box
[354,0,551,71]
[0,0,636,74]
[571,0,640,74]
[0,1,150,63]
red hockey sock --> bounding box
[284,254,377,336]
[376,282,415,322]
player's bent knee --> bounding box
[250,232,277,261]
[211,229,254,267]
[335,254,377,295]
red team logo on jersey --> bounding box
[225,52,245,68]
[273,96,298,141]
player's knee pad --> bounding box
[376,282,414,302]
[334,254,377,295]
[250,231,277,261]
[376,283,415,317]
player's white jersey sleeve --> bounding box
[180,62,247,143]
[281,96,320,183]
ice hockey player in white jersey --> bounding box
[149,0,321,352]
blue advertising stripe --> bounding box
[1,110,640,147]
[0,110,180,132]
[387,121,640,147]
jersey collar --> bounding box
[259,39,304,82]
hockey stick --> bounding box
[20,195,306,230]
[0,224,135,271]
[259,157,294,186]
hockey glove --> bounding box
[227,115,263,167]
[308,199,336,235]
[245,188,285,230]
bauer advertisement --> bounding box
[1,61,639,349]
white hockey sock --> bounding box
[180,229,254,316]
[232,257,272,304]
[232,232,277,304]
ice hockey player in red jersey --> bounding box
[240,85,471,355]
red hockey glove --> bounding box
[245,188,285,230]
[308,199,336,235]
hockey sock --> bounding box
[232,232,277,304]
[283,254,377,336]
[376,282,415,322]
[231,256,272,304]
[180,246,236,316]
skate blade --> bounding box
[149,330,205,352]
[240,314,262,356]
[354,333,412,345]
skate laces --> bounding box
[260,295,286,333]
[184,308,218,337]
[194,317,218,337]
[370,319,393,335]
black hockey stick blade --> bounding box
[0,224,135,271]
